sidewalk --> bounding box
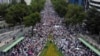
[79,34,100,50]
[0,38,12,47]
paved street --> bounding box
[0,26,31,47]
[39,0,97,56]
[0,0,98,56]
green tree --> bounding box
[11,0,17,5]
[24,12,41,36]
[64,4,86,26]
[85,8,100,35]
[5,13,16,26]
[30,0,45,12]
[20,0,26,5]
[5,4,30,25]
[85,8,100,43]
[0,4,9,18]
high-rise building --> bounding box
[89,0,100,11]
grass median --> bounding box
[40,41,63,56]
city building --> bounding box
[68,0,87,7]
[89,0,100,11]
[68,0,89,10]
[24,0,31,5]
[0,0,11,4]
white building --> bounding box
[0,0,31,5]
[0,0,12,4]
[0,0,21,4]
[89,0,100,11]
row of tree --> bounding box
[0,4,9,19]
[85,8,100,35]
[64,4,100,36]
[30,0,46,12]
[51,0,86,30]
[64,4,86,26]
[0,0,27,25]
[85,8,100,43]
[5,3,29,25]
[51,0,67,17]
[23,0,46,36]
[0,0,46,36]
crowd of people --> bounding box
[0,0,98,56]
[42,0,97,56]
[0,26,47,56]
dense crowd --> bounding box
[9,35,46,56]
[0,0,98,56]
[42,0,97,56]
[0,27,47,56]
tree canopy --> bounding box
[0,4,9,18]
[20,0,26,5]
[85,8,100,35]
[30,0,46,12]
[64,4,86,25]
[5,4,29,25]
[51,0,67,17]
[23,12,41,27]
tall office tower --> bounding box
[89,0,100,11]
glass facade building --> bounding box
[68,0,89,10]
[68,0,88,6]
